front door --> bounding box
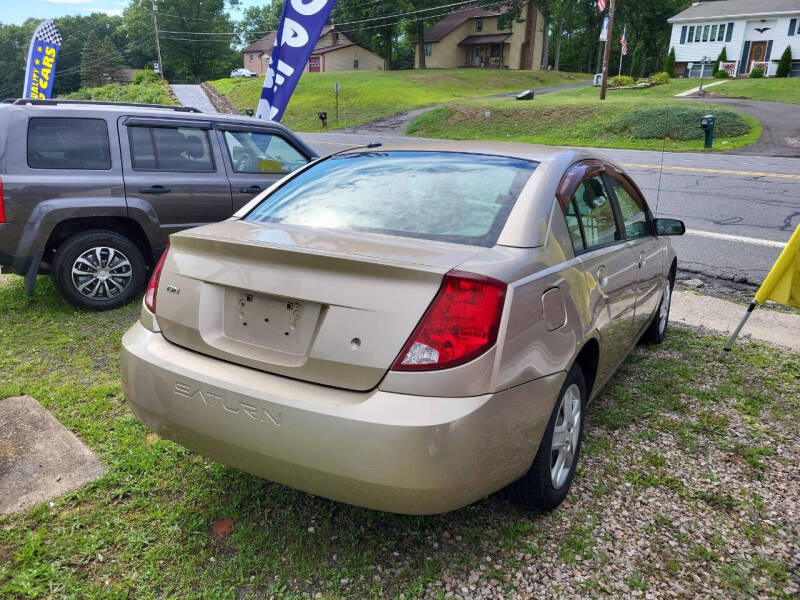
[215,126,312,211]
[118,117,233,253]
[748,41,767,72]
[309,55,321,72]
[570,173,638,384]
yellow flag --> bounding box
[754,224,800,309]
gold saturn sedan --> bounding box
[121,142,685,514]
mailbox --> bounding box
[318,111,328,127]
[700,114,715,149]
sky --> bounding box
[2,0,263,26]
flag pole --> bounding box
[722,301,757,353]
[618,25,625,75]
[600,0,616,100]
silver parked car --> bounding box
[230,68,257,78]
[121,142,684,514]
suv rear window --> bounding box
[27,118,111,170]
[129,126,214,172]
[244,151,538,247]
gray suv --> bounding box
[0,98,317,310]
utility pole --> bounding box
[600,0,616,100]
[152,0,164,79]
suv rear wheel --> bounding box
[52,230,146,310]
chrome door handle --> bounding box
[597,266,608,288]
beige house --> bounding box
[242,25,385,75]
[414,2,544,70]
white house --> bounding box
[667,0,800,77]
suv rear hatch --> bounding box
[155,220,487,391]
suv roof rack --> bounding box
[10,98,202,113]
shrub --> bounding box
[712,47,727,76]
[610,75,635,87]
[610,106,750,140]
[714,70,730,79]
[777,46,792,78]
[65,81,174,105]
[133,70,160,85]
[749,68,764,78]
[651,72,670,85]
[664,48,676,76]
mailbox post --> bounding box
[701,114,715,149]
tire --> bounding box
[51,230,147,311]
[643,271,674,344]
[509,363,586,511]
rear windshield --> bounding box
[244,151,537,247]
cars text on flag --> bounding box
[23,20,63,100]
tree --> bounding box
[122,0,239,83]
[777,45,792,77]
[80,35,126,88]
[629,40,644,78]
[664,47,675,76]
[237,1,283,46]
[712,46,726,75]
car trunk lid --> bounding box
[156,220,486,390]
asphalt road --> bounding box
[299,131,800,285]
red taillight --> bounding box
[391,270,507,372]
[144,243,169,314]
[0,177,5,223]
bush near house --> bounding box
[651,72,670,86]
[713,47,727,76]
[610,75,635,87]
[777,46,792,78]
[714,70,730,79]
[749,68,765,79]
[664,48,676,77]
[65,79,174,105]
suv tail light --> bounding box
[144,243,169,314]
[0,177,5,223]
[391,270,507,372]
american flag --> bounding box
[597,0,607,12]
[620,26,628,55]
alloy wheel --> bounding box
[71,246,133,299]
[550,383,582,489]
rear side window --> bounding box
[608,177,652,239]
[129,126,214,172]
[27,118,111,170]
[244,151,538,247]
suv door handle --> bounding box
[138,186,171,195]
[238,185,263,194]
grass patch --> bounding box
[209,69,591,131]
[707,77,800,104]
[0,273,797,598]
[407,90,761,152]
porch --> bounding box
[458,33,511,69]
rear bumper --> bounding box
[121,322,565,514]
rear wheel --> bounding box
[509,363,586,511]
[643,273,674,344]
[51,230,146,311]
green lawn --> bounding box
[707,77,800,104]
[407,81,762,152]
[1,273,798,598]
[209,69,592,131]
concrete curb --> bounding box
[670,290,800,351]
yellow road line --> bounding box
[620,162,800,180]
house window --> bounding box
[688,26,695,42]
[249,53,254,61]
[711,25,717,41]
[702,25,710,42]
[490,44,502,58]
[424,43,432,57]
[475,19,483,32]
[353,59,359,69]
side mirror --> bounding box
[655,218,686,236]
